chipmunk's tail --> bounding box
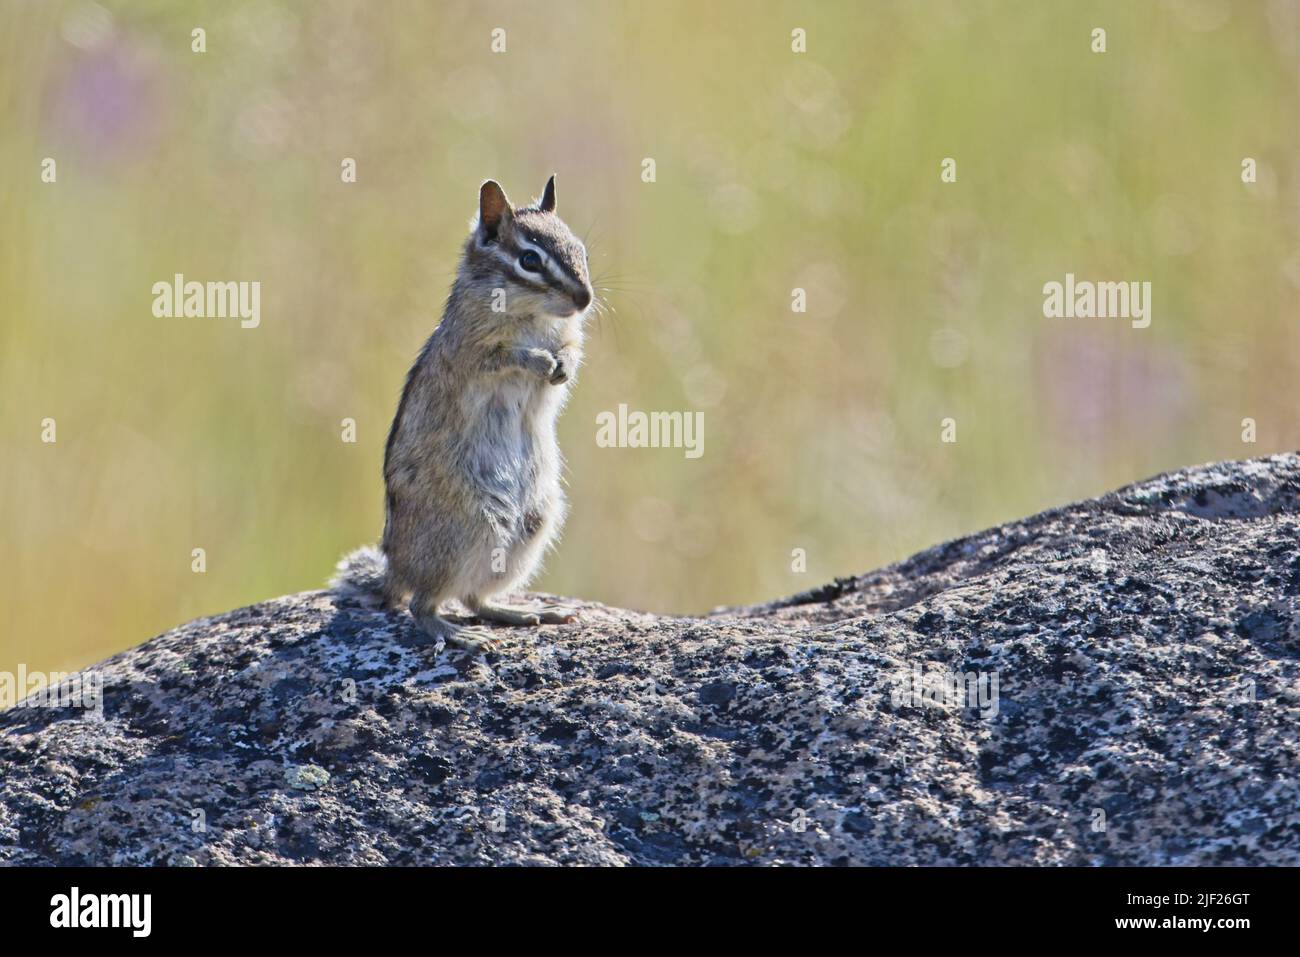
[330,544,393,606]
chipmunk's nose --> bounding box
[572,287,592,311]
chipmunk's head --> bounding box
[464,176,592,320]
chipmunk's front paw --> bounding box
[522,348,559,380]
[548,356,570,385]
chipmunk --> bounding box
[332,175,591,652]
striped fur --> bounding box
[333,177,592,646]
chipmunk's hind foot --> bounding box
[411,608,500,654]
[535,604,576,624]
[471,603,540,627]
[470,601,576,627]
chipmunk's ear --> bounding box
[478,180,512,239]
[539,174,557,213]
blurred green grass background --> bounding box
[2,0,1298,681]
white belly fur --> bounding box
[454,373,567,600]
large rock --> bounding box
[2,455,1298,865]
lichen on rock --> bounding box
[2,454,1298,865]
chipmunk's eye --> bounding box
[519,250,543,273]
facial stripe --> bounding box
[512,259,553,288]
[471,222,589,298]
[512,238,585,293]
[515,239,575,289]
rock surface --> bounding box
[3,454,1299,865]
